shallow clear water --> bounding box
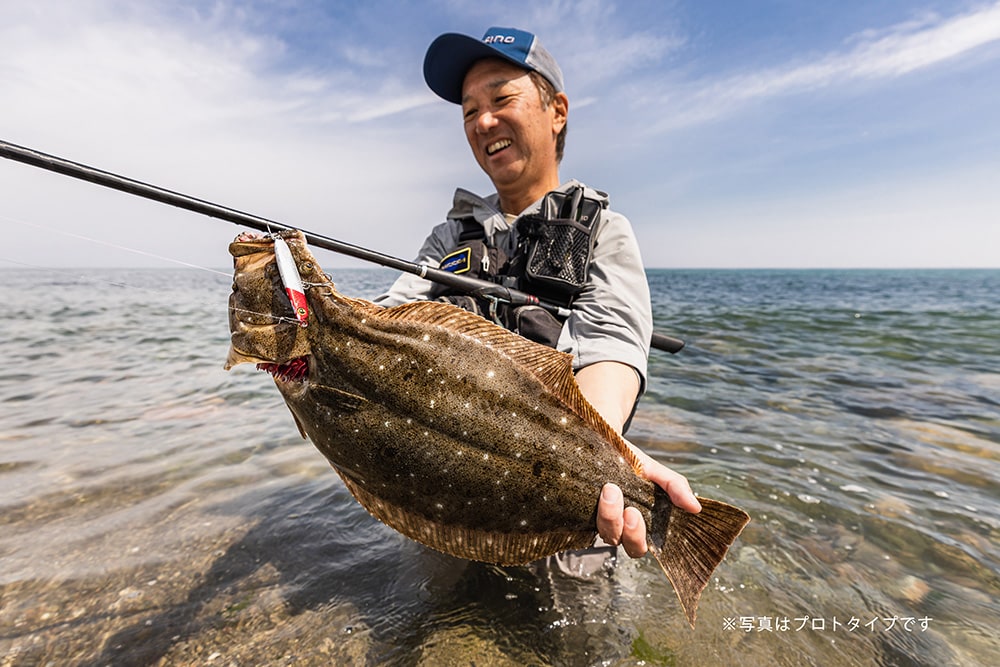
[1,267,997,666]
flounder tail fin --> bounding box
[647,494,751,628]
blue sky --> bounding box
[2,0,998,269]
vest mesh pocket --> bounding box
[525,221,593,290]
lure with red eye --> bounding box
[273,236,309,327]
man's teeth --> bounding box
[487,139,511,155]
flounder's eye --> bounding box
[302,262,314,272]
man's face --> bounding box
[460,59,567,204]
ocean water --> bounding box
[0,266,997,666]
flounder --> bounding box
[225,231,750,626]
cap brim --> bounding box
[423,32,527,104]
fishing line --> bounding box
[0,213,230,277]
[0,253,182,293]
[0,250,301,327]
[1,213,338,327]
[228,305,304,326]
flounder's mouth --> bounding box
[257,356,309,382]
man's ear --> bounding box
[551,92,568,135]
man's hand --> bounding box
[573,360,701,557]
[596,443,702,557]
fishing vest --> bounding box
[430,186,604,348]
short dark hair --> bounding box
[529,71,567,163]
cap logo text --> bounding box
[483,35,516,44]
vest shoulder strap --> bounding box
[457,217,485,242]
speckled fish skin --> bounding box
[225,231,750,627]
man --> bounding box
[376,27,701,562]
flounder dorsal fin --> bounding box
[374,300,642,474]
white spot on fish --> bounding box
[515,452,522,458]
[520,519,528,526]
[406,418,412,424]
[435,503,443,510]
[560,417,568,425]
[423,334,430,341]
[560,472,566,478]
[429,399,435,408]
[511,412,517,417]
[483,453,489,460]
[378,365,384,371]
[487,370,495,378]
[384,421,390,428]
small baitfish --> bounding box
[225,231,750,626]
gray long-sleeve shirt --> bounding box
[375,180,653,391]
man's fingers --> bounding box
[663,472,702,514]
[596,483,624,545]
[621,506,647,557]
[642,457,702,514]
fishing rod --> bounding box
[1,139,684,354]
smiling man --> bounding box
[376,27,701,566]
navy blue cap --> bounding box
[423,27,565,104]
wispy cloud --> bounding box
[650,1,1000,131]
[0,1,455,267]
[531,1,686,90]
[1,1,432,143]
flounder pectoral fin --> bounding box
[280,385,365,439]
[309,384,368,412]
[647,494,751,628]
